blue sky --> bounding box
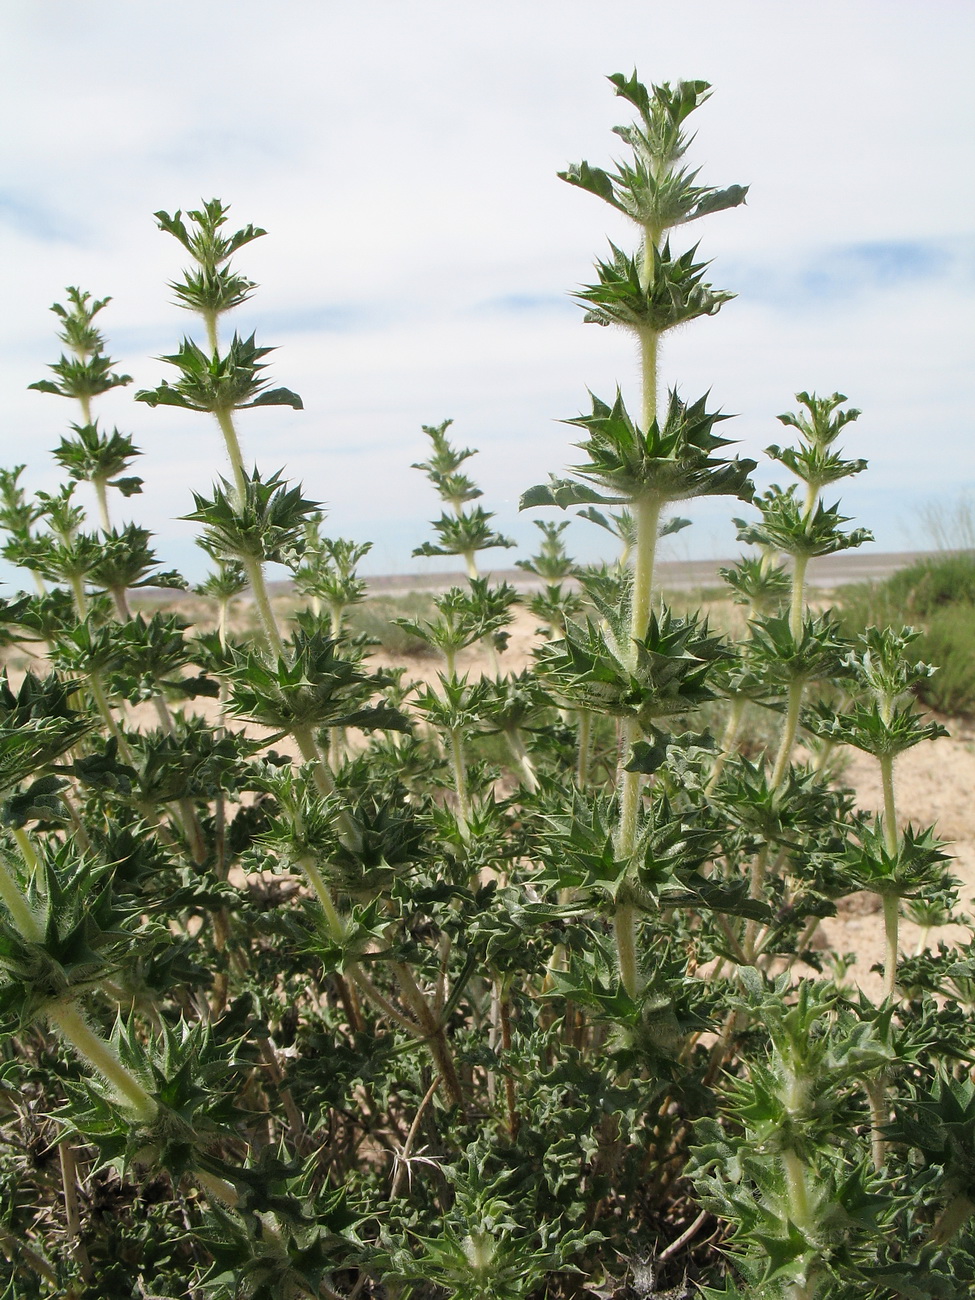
[0,0,972,583]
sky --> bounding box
[0,0,972,584]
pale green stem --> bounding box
[744,844,771,959]
[111,585,132,621]
[348,963,425,1038]
[782,1146,812,1231]
[448,727,472,840]
[616,716,644,861]
[629,496,663,661]
[93,477,112,533]
[0,854,42,941]
[615,493,664,865]
[639,332,659,432]
[866,1076,888,1171]
[614,901,640,999]
[69,574,88,620]
[391,960,465,1107]
[293,724,336,796]
[297,853,345,942]
[879,749,900,998]
[79,395,92,425]
[203,311,219,355]
[505,728,539,793]
[88,671,134,763]
[789,553,810,640]
[12,827,42,877]
[194,1168,240,1210]
[241,554,284,658]
[461,550,478,582]
[576,710,592,788]
[328,604,347,771]
[213,406,248,504]
[705,695,746,795]
[771,679,805,790]
[293,725,361,852]
[46,1001,157,1122]
[880,754,898,856]
[882,894,900,1002]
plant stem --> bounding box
[242,553,284,657]
[69,574,88,619]
[293,724,361,851]
[110,584,131,621]
[879,753,900,998]
[194,1168,240,1209]
[705,695,745,795]
[213,406,248,503]
[629,496,663,665]
[771,679,805,790]
[93,476,112,532]
[614,901,640,999]
[391,961,464,1108]
[12,827,42,876]
[866,1075,888,1170]
[782,1146,811,1231]
[576,709,591,787]
[879,755,898,856]
[499,989,519,1139]
[448,727,472,840]
[58,1140,91,1280]
[505,727,539,793]
[348,964,424,1038]
[0,854,42,941]
[789,553,809,640]
[882,894,900,1002]
[297,853,345,942]
[390,1075,440,1199]
[88,670,134,763]
[46,1001,157,1122]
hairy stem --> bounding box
[93,476,112,533]
[58,1140,91,1280]
[882,894,900,1002]
[46,1001,157,1122]
[576,709,592,788]
[0,853,42,941]
[866,1075,888,1171]
[614,901,641,999]
[789,553,810,640]
[88,670,134,763]
[771,679,805,790]
[448,726,472,839]
[213,406,248,504]
[241,554,284,658]
[12,827,42,877]
[705,694,746,795]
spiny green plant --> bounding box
[0,74,970,1300]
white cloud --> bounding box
[0,0,972,584]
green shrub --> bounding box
[838,552,975,714]
[346,591,440,658]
